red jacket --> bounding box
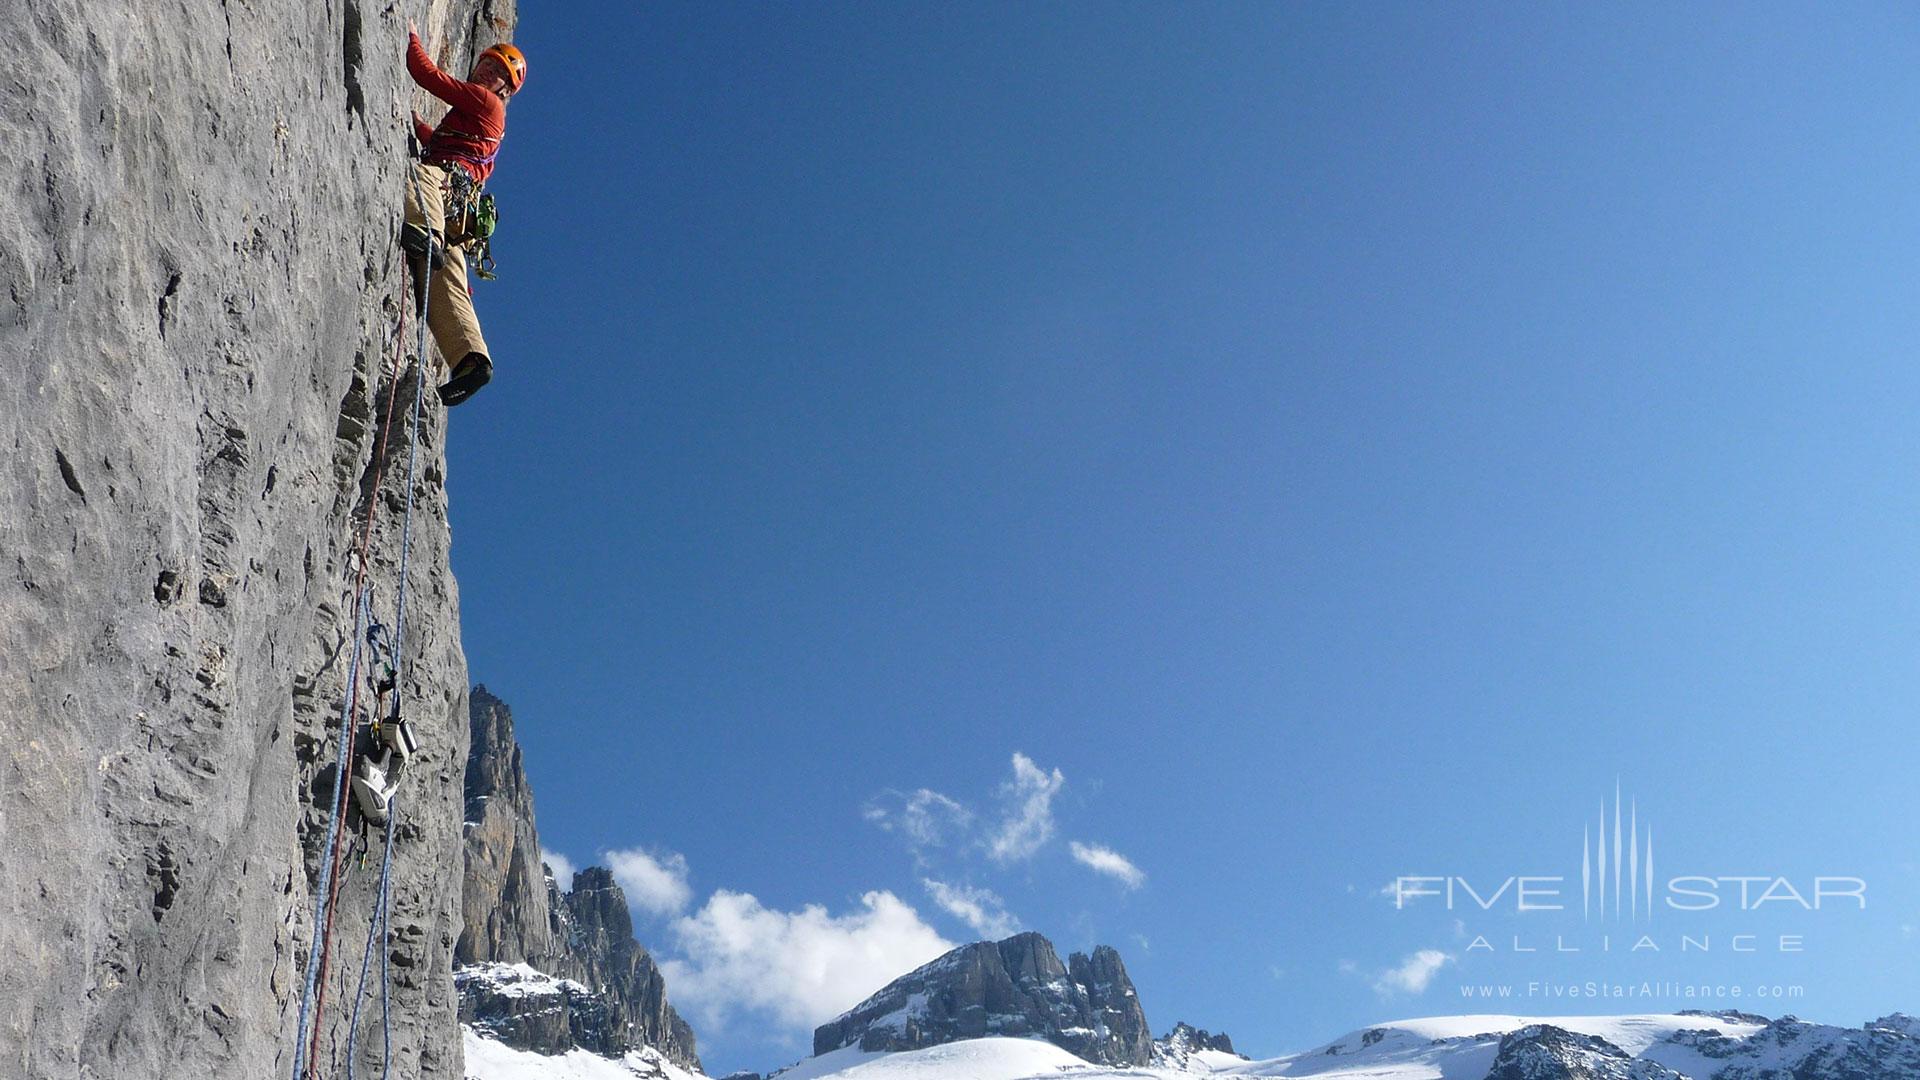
[407,32,506,184]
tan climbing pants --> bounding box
[403,160,491,371]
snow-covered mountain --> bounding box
[811,931,1155,1066]
[1152,1022,1247,1070]
[713,1011,1915,1080]
[449,701,1915,1080]
[1243,1011,1920,1080]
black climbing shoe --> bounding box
[400,223,445,270]
[437,353,492,407]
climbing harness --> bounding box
[440,162,502,281]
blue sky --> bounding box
[444,4,1920,1074]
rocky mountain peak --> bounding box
[1484,1025,1683,1080]
[1151,1020,1243,1067]
[454,689,701,1071]
[811,931,1152,1066]
[1871,1013,1920,1038]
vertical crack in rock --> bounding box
[342,0,367,121]
[53,446,86,500]
[158,269,182,336]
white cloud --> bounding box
[865,788,974,852]
[605,847,693,918]
[987,753,1064,864]
[540,847,576,888]
[1372,949,1453,995]
[1068,841,1145,889]
[922,879,1021,939]
[660,890,954,1032]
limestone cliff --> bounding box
[1,1,513,1076]
[457,688,702,1071]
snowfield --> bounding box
[464,1028,708,1080]
[465,1010,1914,1080]
[1233,1013,1766,1079]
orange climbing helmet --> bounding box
[479,43,527,93]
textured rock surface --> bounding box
[459,686,555,967]
[1,1,511,1076]
[457,689,702,1070]
[456,962,598,1055]
[1484,1026,1683,1080]
[811,931,1152,1066]
[557,867,702,1066]
[1659,1013,1920,1079]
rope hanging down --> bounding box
[341,183,437,1080]
[290,153,438,1079]
[345,811,397,1080]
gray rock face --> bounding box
[1485,1026,1684,1080]
[457,963,597,1055]
[1,1,512,1078]
[455,690,701,1070]
[811,931,1152,1066]
[556,867,702,1067]
[458,686,558,967]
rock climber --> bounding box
[401,22,526,406]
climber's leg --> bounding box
[402,161,452,313]
[426,239,493,406]
[403,160,449,250]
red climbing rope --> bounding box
[300,249,419,1079]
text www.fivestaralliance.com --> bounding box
[1459,981,1806,1001]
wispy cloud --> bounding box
[605,847,694,917]
[661,890,954,1032]
[922,879,1021,939]
[1069,841,1145,889]
[540,847,577,888]
[1371,949,1453,995]
[864,788,975,856]
[987,753,1064,864]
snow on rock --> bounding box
[1482,1026,1685,1080]
[458,962,593,999]
[1153,1022,1245,1070]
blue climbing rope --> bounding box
[332,147,439,1080]
[379,805,395,1080]
[392,269,430,686]
[291,582,372,1080]
[344,808,397,1080]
